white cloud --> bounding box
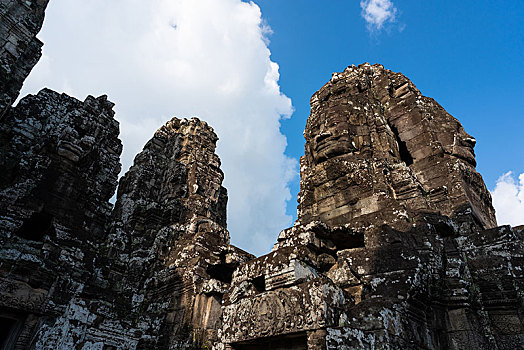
[20,0,297,256]
[360,0,397,31]
[491,172,524,227]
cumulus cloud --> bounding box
[491,172,524,227]
[20,0,297,256]
[360,0,397,31]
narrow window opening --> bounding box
[331,230,365,250]
[389,123,414,166]
[252,275,266,293]
[15,211,54,241]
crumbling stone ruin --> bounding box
[0,1,523,349]
[220,64,523,349]
[0,0,48,116]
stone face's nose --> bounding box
[461,131,477,147]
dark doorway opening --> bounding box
[0,315,23,350]
[330,229,365,250]
[15,211,54,241]
[207,264,235,284]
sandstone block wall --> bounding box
[0,89,122,349]
[220,64,523,350]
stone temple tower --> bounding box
[220,63,523,350]
[298,63,496,231]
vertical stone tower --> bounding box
[221,64,523,350]
[103,117,251,348]
[0,89,123,349]
[298,63,496,231]
[0,1,522,347]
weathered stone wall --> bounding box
[0,89,122,349]
[99,117,252,349]
[457,225,524,349]
[0,0,49,116]
[220,64,523,350]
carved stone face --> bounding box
[308,112,354,164]
[452,126,476,166]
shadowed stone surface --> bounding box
[0,89,122,349]
[0,0,49,116]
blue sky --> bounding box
[256,0,524,220]
[21,0,523,255]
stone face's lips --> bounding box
[312,132,353,163]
